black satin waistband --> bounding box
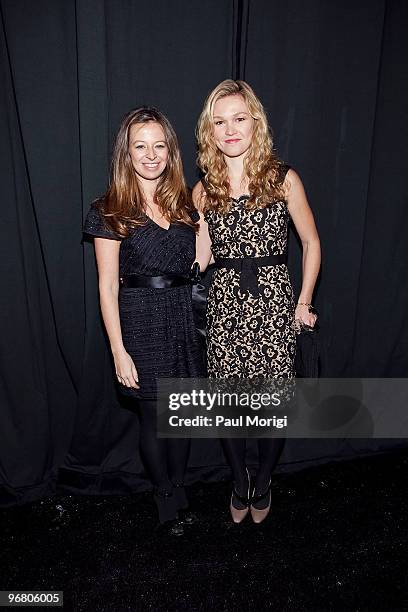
[120,263,201,289]
[214,253,287,296]
[120,274,190,289]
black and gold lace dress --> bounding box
[204,166,296,379]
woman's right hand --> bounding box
[113,349,139,389]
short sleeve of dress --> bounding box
[83,205,122,241]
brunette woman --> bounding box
[83,107,203,535]
[193,81,321,524]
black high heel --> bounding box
[171,481,198,524]
[250,479,272,524]
[153,489,184,535]
[230,468,251,524]
[154,518,184,537]
[172,481,188,510]
[178,509,199,525]
[153,488,178,524]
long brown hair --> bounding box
[196,80,287,213]
[96,107,195,236]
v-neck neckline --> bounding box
[145,215,171,231]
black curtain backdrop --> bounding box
[1,0,407,505]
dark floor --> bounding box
[2,450,408,611]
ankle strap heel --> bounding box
[250,479,272,524]
[231,488,251,507]
[251,484,271,506]
[230,467,251,524]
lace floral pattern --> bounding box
[205,189,296,379]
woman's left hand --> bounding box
[294,304,318,328]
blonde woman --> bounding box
[193,81,320,524]
[83,107,203,535]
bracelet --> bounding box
[297,302,318,316]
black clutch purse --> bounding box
[189,263,206,340]
[295,322,320,378]
[190,263,208,374]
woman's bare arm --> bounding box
[286,169,321,326]
[94,238,139,388]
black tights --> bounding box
[221,437,285,495]
[137,399,190,522]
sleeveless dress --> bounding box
[83,205,204,399]
[204,165,296,379]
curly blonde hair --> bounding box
[96,107,195,237]
[196,80,287,213]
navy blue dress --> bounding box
[83,204,204,399]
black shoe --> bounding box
[172,481,189,510]
[230,467,251,524]
[155,518,184,537]
[153,488,178,524]
[177,509,198,525]
[250,479,272,524]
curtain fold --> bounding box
[0,1,77,504]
